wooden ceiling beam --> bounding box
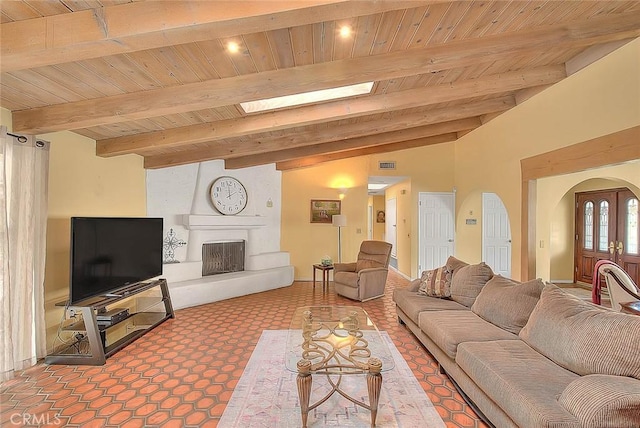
[1,1,432,72]
[143,97,514,169]
[98,66,564,157]
[274,133,459,171]
[223,118,481,169]
[12,11,640,134]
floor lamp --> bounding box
[332,215,347,263]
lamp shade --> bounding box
[332,214,347,227]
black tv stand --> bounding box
[45,278,174,365]
[103,293,123,298]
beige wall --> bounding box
[453,38,640,280]
[281,158,370,279]
[1,108,147,351]
[282,142,456,279]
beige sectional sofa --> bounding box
[393,257,640,428]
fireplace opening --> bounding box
[202,240,245,276]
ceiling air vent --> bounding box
[378,161,396,170]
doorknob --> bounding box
[448,239,454,242]
[608,241,615,254]
[616,241,623,255]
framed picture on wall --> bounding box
[376,210,385,223]
[310,200,341,223]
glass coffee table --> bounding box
[285,306,395,427]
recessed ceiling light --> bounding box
[227,41,240,53]
[240,82,374,113]
[340,26,352,38]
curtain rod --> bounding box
[7,132,47,148]
[7,132,28,143]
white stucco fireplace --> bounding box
[146,161,294,309]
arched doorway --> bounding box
[547,178,639,286]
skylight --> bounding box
[240,82,374,114]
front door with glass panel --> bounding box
[575,188,639,285]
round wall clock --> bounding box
[209,176,248,215]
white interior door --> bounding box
[482,192,512,277]
[385,198,397,258]
[367,205,373,239]
[418,192,455,275]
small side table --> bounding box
[620,301,640,315]
[312,264,334,293]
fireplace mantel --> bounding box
[182,214,267,230]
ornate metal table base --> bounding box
[294,309,384,427]
[296,357,382,428]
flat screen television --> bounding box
[69,217,163,305]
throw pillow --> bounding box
[446,256,469,276]
[449,262,493,307]
[417,266,451,298]
[558,374,640,428]
[471,275,545,334]
[520,284,640,379]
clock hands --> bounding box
[211,177,246,215]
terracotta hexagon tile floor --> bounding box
[1,271,488,427]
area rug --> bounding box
[219,330,445,427]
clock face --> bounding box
[210,176,248,215]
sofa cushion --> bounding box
[393,288,467,323]
[418,311,518,359]
[520,285,640,380]
[456,340,580,428]
[559,374,640,428]
[448,262,493,307]
[418,266,451,298]
[471,275,545,334]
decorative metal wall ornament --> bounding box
[163,228,187,264]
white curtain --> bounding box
[0,126,49,381]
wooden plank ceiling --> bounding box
[2,1,639,170]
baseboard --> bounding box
[389,266,411,280]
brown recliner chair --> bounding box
[333,240,393,301]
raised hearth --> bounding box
[162,214,293,309]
